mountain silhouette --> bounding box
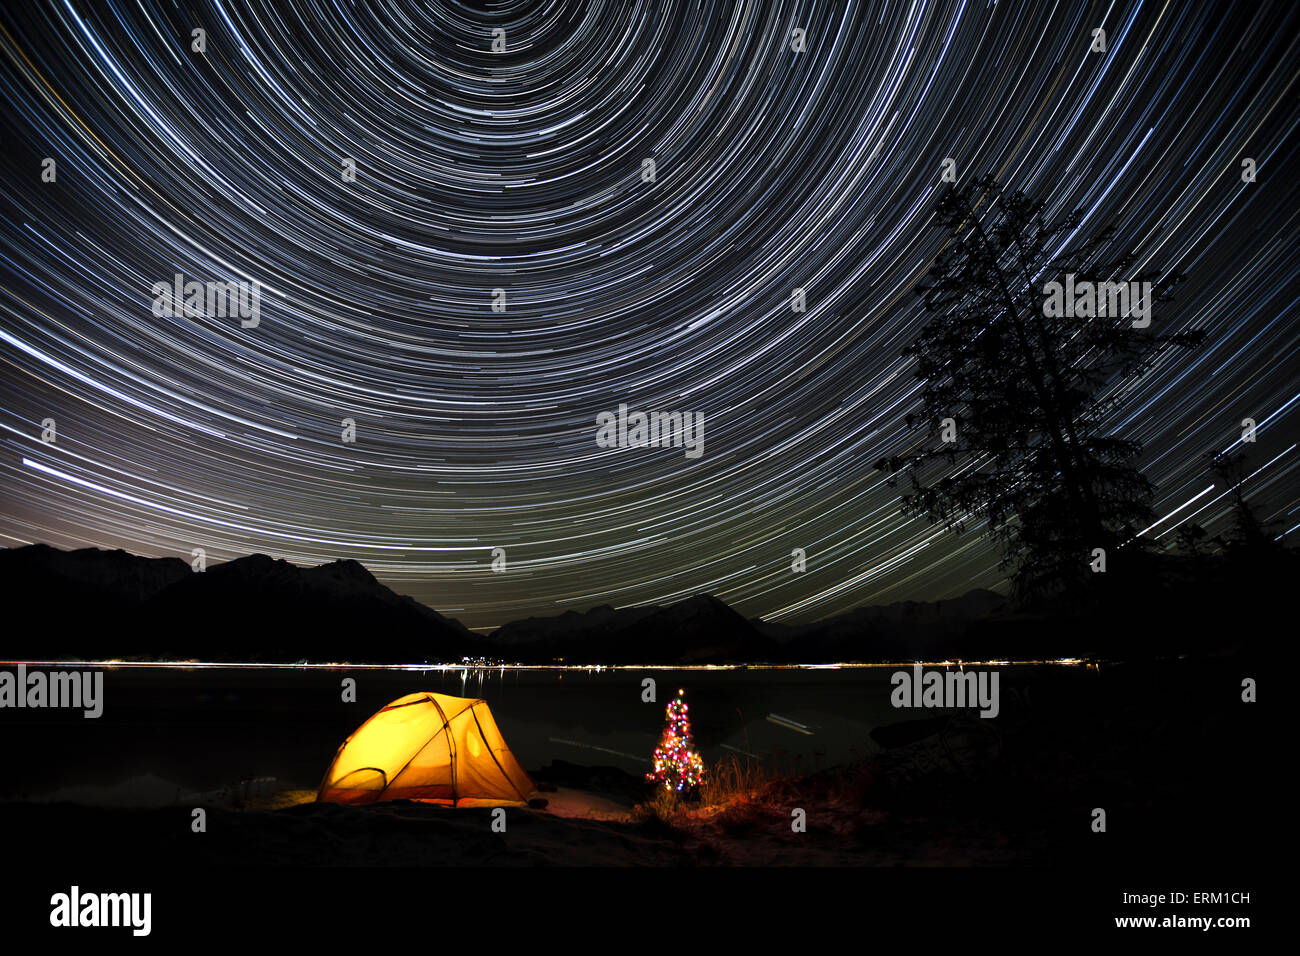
[0,545,474,663]
[487,592,775,664]
[1,543,190,606]
[755,589,1009,661]
[0,544,1072,664]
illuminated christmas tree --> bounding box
[646,688,706,794]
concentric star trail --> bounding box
[1,1,1297,630]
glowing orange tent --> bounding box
[317,692,536,807]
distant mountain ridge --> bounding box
[0,544,1007,664]
[0,545,474,663]
[490,592,776,664]
[754,589,1009,662]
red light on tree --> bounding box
[646,688,705,793]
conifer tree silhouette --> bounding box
[877,177,1203,598]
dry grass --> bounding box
[632,753,794,830]
[630,785,679,826]
[698,753,773,807]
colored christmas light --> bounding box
[646,689,706,793]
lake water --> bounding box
[0,663,1087,802]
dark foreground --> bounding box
[3,654,1262,868]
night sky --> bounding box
[1,1,1297,630]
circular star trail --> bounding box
[1,0,1298,629]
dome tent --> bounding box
[317,692,536,808]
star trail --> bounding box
[1,0,1297,630]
